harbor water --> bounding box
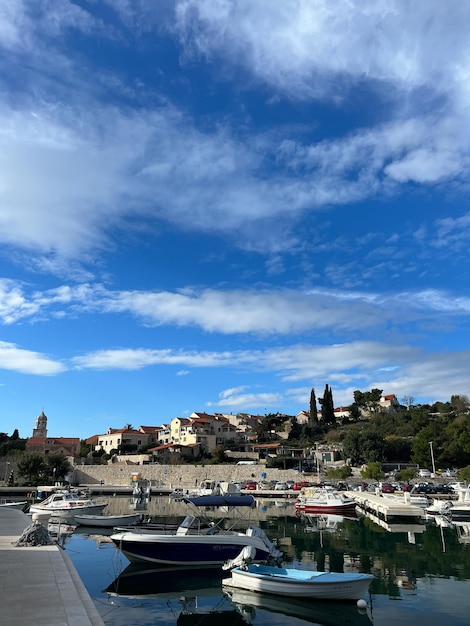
[53,495,469,625]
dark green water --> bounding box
[63,496,470,626]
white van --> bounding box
[236,461,257,465]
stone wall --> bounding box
[72,463,314,488]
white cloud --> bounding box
[384,148,463,183]
[207,387,283,410]
[0,3,468,267]
[0,340,65,374]
[174,0,470,100]
[71,341,470,411]
[2,280,470,334]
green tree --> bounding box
[459,465,470,483]
[327,466,352,480]
[119,442,138,454]
[450,395,470,415]
[256,413,286,442]
[361,461,385,481]
[320,384,335,424]
[354,388,383,414]
[288,416,302,441]
[80,440,92,457]
[17,453,47,484]
[342,429,387,465]
[349,403,361,421]
[309,388,319,426]
[210,445,228,464]
[384,435,413,463]
[45,453,71,483]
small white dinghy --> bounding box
[222,546,373,601]
[73,513,144,527]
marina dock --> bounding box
[348,491,426,520]
[0,507,104,625]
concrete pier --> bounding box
[0,508,104,625]
[349,491,425,520]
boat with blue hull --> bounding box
[110,495,282,566]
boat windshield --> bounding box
[179,515,198,530]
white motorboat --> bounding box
[29,490,107,518]
[132,479,151,498]
[426,499,453,517]
[295,488,357,515]
[429,487,470,521]
[223,562,373,601]
[73,512,144,527]
[170,480,241,499]
[111,495,282,566]
[448,487,470,521]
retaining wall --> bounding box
[72,463,314,488]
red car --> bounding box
[244,480,257,490]
[381,483,396,493]
[293,481,310,491]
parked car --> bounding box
[274,481,287,491]
[435,484,454,494]
[244,480,257,490]
[293,481,310,491]
[414,482,437,494]
[418,469,432,478]
[285,480,295,490]
[442,469,459,477]
[381,483,396,493]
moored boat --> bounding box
[29,490,107,518]
[295,488,357,515]
[110,495,282,566]
[73,512,144,527]
[223,562,373,601]
[448,487,470,521]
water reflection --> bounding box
[61,495,470,626]
[104,563,224,599]
[224,586,373,626]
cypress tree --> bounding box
[309,388,318,426]
[321,384,336,424]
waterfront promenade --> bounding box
[0,507,104,625]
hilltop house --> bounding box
[170,412,239,454]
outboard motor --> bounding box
[222,545,257,571]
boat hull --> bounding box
[110,532,273,566]
[73,513,143,527]
[29,503,107,518]
[295,503,357,514]
[295,489,357,516]
[223,565,373,601]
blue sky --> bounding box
[1,1,470,440]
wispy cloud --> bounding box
[0,340,65,375]
[1,280,470,333]
[0,3,468,271]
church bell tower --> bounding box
[32,411,48,438]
